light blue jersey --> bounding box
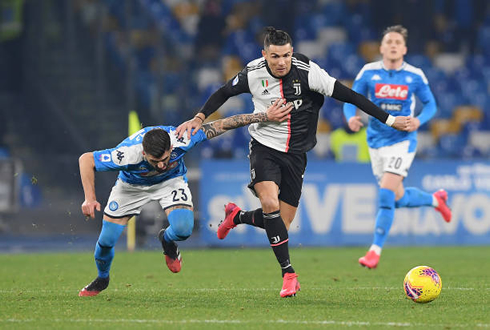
[93,126,207,185]
[343,61,437,151]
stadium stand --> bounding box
[28,0,488,161]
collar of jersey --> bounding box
[381,61,407,72]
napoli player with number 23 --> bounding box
[77,100,292,296]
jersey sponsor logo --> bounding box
[270,98,303,109]
[380,103,402,111]
[232,75,239,86]
[375,84,408,100]
[99,154,111,162]
[292,99,303,109]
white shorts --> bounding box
[368,140,415,183]
[104,176,193,218]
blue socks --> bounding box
[395,187,433,208]
[372,188,395,248]
[371,187,434,250]
[94,220,126,278]
[163,209,194,242]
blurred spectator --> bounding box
[330,125,369,163]
[0,0,24,92]
[195,0,226,61]
[434,0,488,54]
[260,0,296,33]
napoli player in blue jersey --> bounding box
[77,100,292,296]
[343,25,452,269]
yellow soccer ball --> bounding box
[403,266,442,303]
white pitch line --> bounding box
[1,318,489,328]
[0,286,489,294]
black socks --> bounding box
[263,210,294,276]
[234,208,265,228]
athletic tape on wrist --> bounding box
[385,115,395,127]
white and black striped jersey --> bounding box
[201,53,336,154]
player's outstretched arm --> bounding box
[202,98,292,140]
[79,152,101,219]
[332,80,410,132]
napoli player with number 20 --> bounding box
[343,25,452,269]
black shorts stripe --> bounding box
[103,212,139,219]
[163,203,193,211]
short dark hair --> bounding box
[263,26,292,49]
[142,128,171,157]
[382,25,408,44]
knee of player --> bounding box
[97,220,126,247]
[378,188,396,208]
[259,197,280,213]
[168,209,194,239]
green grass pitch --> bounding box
[1,246,489,329]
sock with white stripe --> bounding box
[235,208,265,229]
[263,210,294,276]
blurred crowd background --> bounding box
[0,0,489,247]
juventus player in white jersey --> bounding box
[177,27,413,298]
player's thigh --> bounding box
[247,141,282,197]
[369,140,415,183]
[104,179,153,219]
[380,172,405,193]
[103,215,132,225]
[165,205,193,217]
[155,176,194,212]
[254,181,280,212]
[278,151,306,208]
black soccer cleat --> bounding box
[79,276,109,297]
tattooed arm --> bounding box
[202,112,268,139]
[201,99,293,140]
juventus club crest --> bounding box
[293,82,301,95]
